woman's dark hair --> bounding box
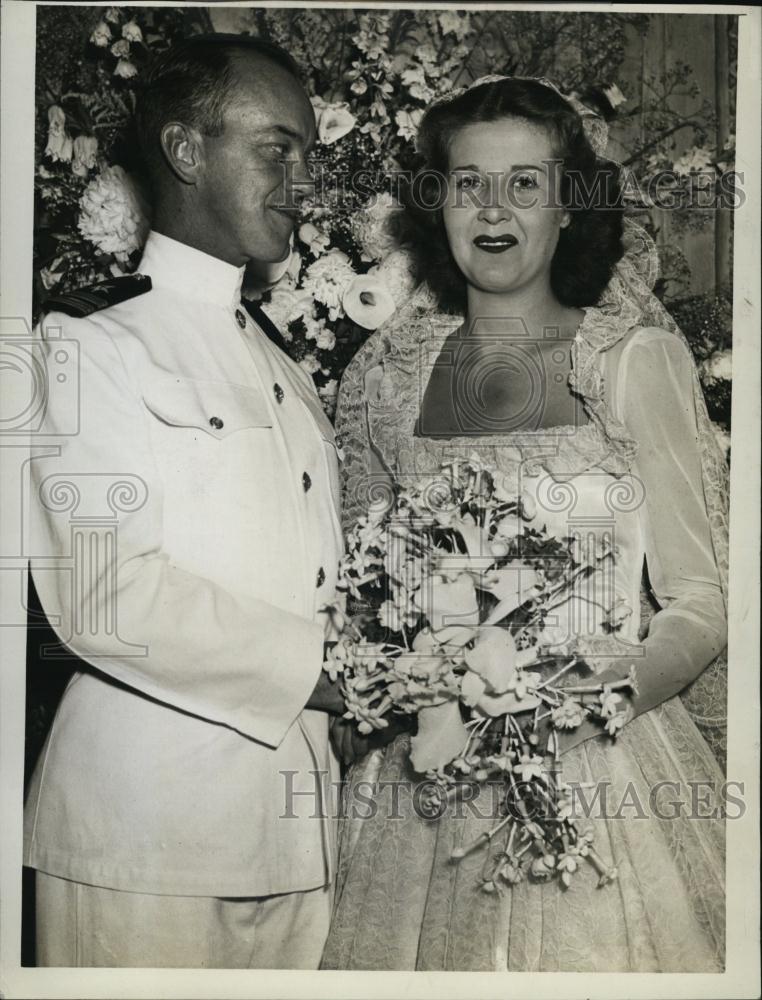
[134,34,300,192]
[392,78,624,313]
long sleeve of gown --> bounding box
[615,327,727,703]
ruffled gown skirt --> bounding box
[320,696,725,971]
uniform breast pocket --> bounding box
[142,378,273,439]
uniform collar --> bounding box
[138,231,245,309]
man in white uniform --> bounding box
[25,35,346,968]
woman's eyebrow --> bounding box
[450,162,546,172]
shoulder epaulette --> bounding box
[244,300,291,355]
[43,273,152,318]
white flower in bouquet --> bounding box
[262,284,313,328]
[395,108,424,142]
[401,66,435,103]
[342,274,396,330]
[299,353,321,376]
[40,260,66,290]
[318,379,338,402]
[105,6,121,23]
[350,192,402,261]
[673,145,714,176]
[90,21,112,47]
[437,10,471,39]
[700,348,732,383]
[71,135,99,178]
[111,38,130,59]
[121,19,143,43]
[298,221,330,256]
[302,249,356,320]
[316,327,336,351]
[45,106,73,163]
[114,58,138,80]
[311,97,357,146]
[78,165,150,262]
[602,83,627,109]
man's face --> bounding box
[195,54,316,267]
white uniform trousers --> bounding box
[34,871,331,968]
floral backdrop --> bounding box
[34,6,735,443]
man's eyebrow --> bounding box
[252,125,308,143]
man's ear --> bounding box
[159,122,205,185]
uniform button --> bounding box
[273,383,284,404]
[235,309,246,328]
[316,567,325,588]
[302,472,312,492]
[209,416,224,430]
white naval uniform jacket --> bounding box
[24,232,343,897]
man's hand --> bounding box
[330,714,412,767]
[306,670,346,714]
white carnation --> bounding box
[700,348,733,383]
[302,249,356,320]
[77,165,150,262]
[299,354,321,375]
[316,327,336,351]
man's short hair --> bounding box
[134,34,300,189]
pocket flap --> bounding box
[142,378,272,438]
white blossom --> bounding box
[603,83,627,109]
[395,107,424,142]
[90,21,111,47]
[45,105,73,163]
[114,59,138,80]
[311,96,357,145]
[71,135,98,177]
[700,348,732,383]
[298,221,330,256]
[343,274,396,330]
[111,39,130,59]
[302,249,356,320]
[299,354,321,375]
[77,165,150,262]
[121,19,143,43]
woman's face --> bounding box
[442,116,570,298]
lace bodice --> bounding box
[335,266,730,761]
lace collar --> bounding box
[365,289,642,480]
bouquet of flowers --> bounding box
[324,458,636,891]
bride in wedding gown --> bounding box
[321,77,728,972]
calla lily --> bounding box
[342,274,396,330]
[463,628,518,694]
[311,97,357,145]
[410,698,469,773]
[416,575,479,633]
[483,564,539,625]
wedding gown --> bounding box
[320,270,728,972]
